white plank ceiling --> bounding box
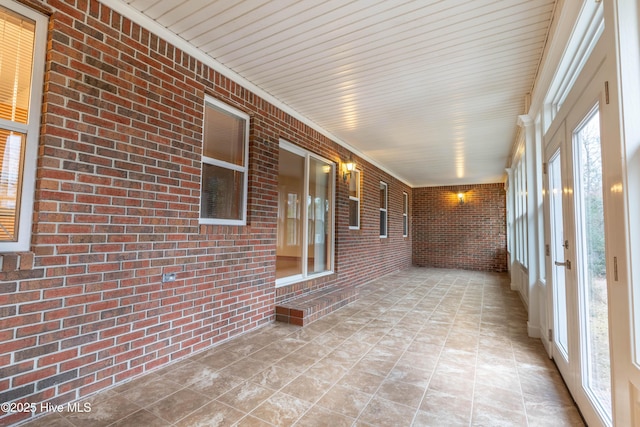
[120,0,556,187]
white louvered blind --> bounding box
[0,5,35,242]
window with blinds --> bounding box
[199,96,249,225]
[0,1,45,250]
[0,6,34,123]
[0,6,35,242]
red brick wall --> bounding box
[0,1,411,424]
[412,183,507,272]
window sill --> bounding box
[276,271,334,289]
[0,252,35,272]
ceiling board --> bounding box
[121,0,556,187]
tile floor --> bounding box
[23,268,584,426]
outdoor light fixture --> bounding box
[457,192,465,205]
[343,159,356,183]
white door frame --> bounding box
[543,29,620,426]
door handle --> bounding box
[554,260,571,269]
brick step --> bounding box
[275,285,358,326]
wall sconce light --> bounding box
[343,159,356,183]
[457,192,465,205]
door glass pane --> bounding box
[307,157,331,275]
[549,151,569,356]
[575,108,611,420]
[277,148,304,279]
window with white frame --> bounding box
[512,151,528,268]
[535,117,546,282]
[200,97,249,225]
[0,1,46,252]
[276,140,334,286]
[380,181,388,238]
[402,191,408,237]
[348,169,360,229]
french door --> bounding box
[545,73,612,426]
[546,129,572,388]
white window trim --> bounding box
[542,0,603,133]
[0,1,47,253]
[348,169,360,230]
[380,181,388,238]
[276,139,335,288]
[511,143,528,269]
[402,191,408,238]
[199,96,249,226]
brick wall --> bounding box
[412,183,507,272]
[0,1,411,424]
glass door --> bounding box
[546,126,574,388]
[573,107,611,422]
[545,100,612,427]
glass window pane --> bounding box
[277,148,304,279]
[403,192,408,236]
[0,130,25,241]
[203,102,245,165]
[0,6,35,124]
[307,158,331,275]
[349,171,358,198]
[201,163,244,220]
[349,170,359,228]
[380,182,387,237]
[349,199,359,228]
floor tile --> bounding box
[293,405,355,427]
[250,392,311,425]
[385,364,432,388]
[234,414,275,426]
[176,400,245,426]
[525,401,585,426]
[21,268,583,427]
[282,374,332,403]
[358,395,416,426]
[337,369,386,394]
[117,375,182,407]
[376,378,425,408]
[64,394,140,427]
[108,409,168,427]
[15,414,73,427]
[472,401,528,426]
[303,357,349,384]
[250,365,300,390]
[220,357,272,380]
[419,388,472,423]
[188,370,245,399]
[146,388,210,424]
[316,383,371,418]
[217,382,275,413]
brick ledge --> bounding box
[275,285,358,326]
